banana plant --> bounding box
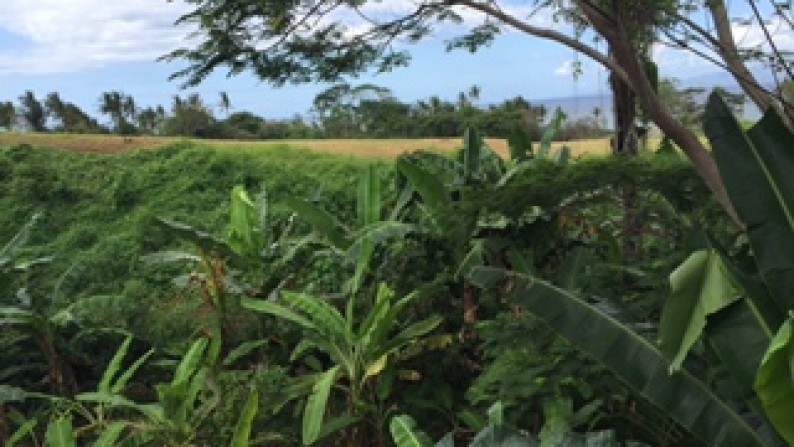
[467,93,793,447]
[656,92,794,444]
[284,163,415,295]
[242,283,443,445]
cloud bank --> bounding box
[0,0,193,75]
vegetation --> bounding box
[5,93,791,445]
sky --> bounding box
[0,1,790,124]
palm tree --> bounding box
[18,91,46,132]
[219,91,232,117]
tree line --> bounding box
[0,79,744,141]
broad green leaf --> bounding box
[76,392,138,408]
[154,217,233,258]
[99,336,133,394]
[659,250,741,372]
[5,419,37,446]
[0,213,40,268]
[382,316,444,355]
[316,414,360,442]
[223,340,268,367]
[357,164,381,228]
[352,164,382,293]
[174,338,208,384]
[754,316,794,445]
[112,348,155,395]
[46,417,76,447]
[243,297,318,332]
[230,386,259,447]
[91,422,126,447]
[303,365,340,446]
[395,158,451,214]
[463,127,482,182]
[703,300,771,400]
[539,109,566,159]
[228,185,265,258]
[705,93,794,314]
[390,414,433,447]
[282,291,348,342]
[358,283,394,346]
[487,401,504,426]
[470,266,773,447]
[284,197,350,250]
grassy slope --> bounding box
[0,141,365,343]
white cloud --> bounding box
[0,0,194,75]
[554,60,575,76]
[0,0,562,76]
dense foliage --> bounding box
[1,101,791,446]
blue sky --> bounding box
[0,1,789,123]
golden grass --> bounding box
[0,132,619,159]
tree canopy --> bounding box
[164,0,791,223]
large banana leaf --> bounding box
[754,315,794,445]
[283,197,350,250]
[705,93,794,316]
[469,266,777,447]
[303,365,340,446]
[395,158,451,215]
[352,164,382,293]
[390,415,433,447]
[659,250,741,371]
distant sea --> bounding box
[532,88,762,130]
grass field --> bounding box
[0,132,616,159]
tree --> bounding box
[44,92,98,133]
[163,0,793,224]
[218,91,232,117]
[18,91,46,132]
[0,101,15,130]
[164,93,217,137]
[99,91,137,134]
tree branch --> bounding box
[450,0,634,89]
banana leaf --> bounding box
[390,415,433,447]
[469,266,779,447]
[754,315,794,445]
[705,93,794,316]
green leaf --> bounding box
[303,366,340,446]
[539,109,566,159]
[395,158,451,214]
[0,213,41,269]
[46,416,76,447]
[469,267,774,447]
[0,385,31,404]
[357,164,381,228]
[228,185,266,258]
[230,386,259,447]
[754,316,794,444]
[281,291,348,342]
[705,93,794,314]
[284,197,350,250]
[659,250,741,372]
[555,145,571,166]
[99,336,133,394]
[154,217,233,258]
[243,297,318,332]
[91,422,126,447]
[487,401,504,426]
[223,340,268,367]
[5,418,37,447]
[174,338,208,384]
[112,349,155,395]
[463,127,482,182]
[390,414,433,447]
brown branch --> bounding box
[448,0,634,89]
